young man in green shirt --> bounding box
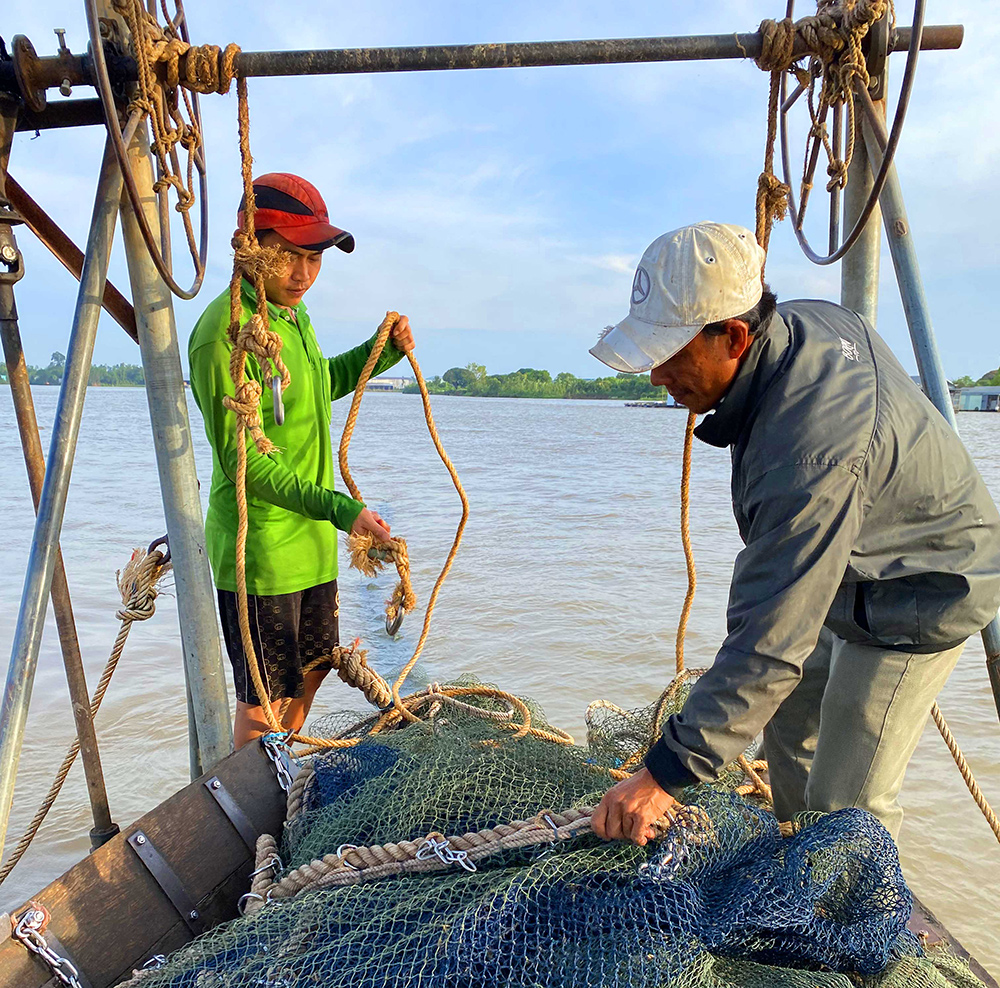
[189,173,414,747]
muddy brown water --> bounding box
[1,388,998,978]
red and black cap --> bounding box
[237,173,354,253]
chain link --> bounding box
[12,908,84,988]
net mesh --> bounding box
[125,687,986,988]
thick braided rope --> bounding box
[931,702,1000,845]
[243,804,714,913]
[0,547,170,886]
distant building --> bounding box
[958,387,1000,412]
[909,374,962,411]
[365,375,414,392]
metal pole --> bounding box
[840,105,884,325]
[0,282,119,851]
[117,124,232,773]
[0,137,122,859]
[0,99,117,851]
[229,25,963,78]
[0,25,966,99]
[860,108,1000,720]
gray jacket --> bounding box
[644,299,1000,795]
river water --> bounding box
[1,387,998,977]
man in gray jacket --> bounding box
[590,222,1000,844]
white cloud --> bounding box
[4,0,997,381]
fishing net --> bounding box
[125,686,986,988]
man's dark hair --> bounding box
[702,286,778,337]
[255,228,274,241]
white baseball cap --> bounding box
[590,222,766,374]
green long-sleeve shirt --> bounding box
[188,279,403,595]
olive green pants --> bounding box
[762,626,965,840]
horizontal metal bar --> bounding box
[14,99,105,131]
[234,26,961,78]
[0,25,963,103]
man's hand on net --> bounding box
[351,507,391,542]
[392,314,415,353]
[592,767,680,846]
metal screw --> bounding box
[54,28,69,53]
[135,834,146,845]
[893,219,908,238]
[211,779,221,789]
[0,244,18,264]
[188,910,199,920]
[60,79,73,97]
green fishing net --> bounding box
[124,685,986,988]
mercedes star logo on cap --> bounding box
[631,267,651,305]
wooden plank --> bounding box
[909,894,998,987]
[0,740,287,988]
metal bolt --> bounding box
[135,834,146,845]
[188,910,199,920]
[0,244,18,264]
[54,28,69,53]
[211,779,221,789]
[60,79,73,97]
[893,219,908,238]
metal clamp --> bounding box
[0,240,26,286]
[261,733,296,793]
[127,831,206,935]
[203,776,258,852]
[12,906,92,988]
[416,834,477,873]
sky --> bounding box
[4,0,998,381]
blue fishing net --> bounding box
[124,696,983,988]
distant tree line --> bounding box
[404,362,669,400]
[953,367,1000,389]
[0,352,145,387]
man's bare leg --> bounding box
[280,668,330,734]
[233,697,287,749]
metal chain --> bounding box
[261,734,296,793]
[12,907,84,988]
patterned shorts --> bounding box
[217,579,340,706]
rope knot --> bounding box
[232,233,290,282]
[116,547,171,623]
[755,17,798,73]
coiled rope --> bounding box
[0,545,171,886]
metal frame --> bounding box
[2,5,998,875]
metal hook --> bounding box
[272,374,285,426]
[147,534,170,565]
[385,606,405,636]
[237,892,264,916]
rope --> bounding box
[0,546,171,887]
[221,130,572,748]
[930,702,1000,845]
[110,0,241,279]
[752,0,891,259]
[635,413,770,804]
[338,322,418,622]
[243,802,713,913]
